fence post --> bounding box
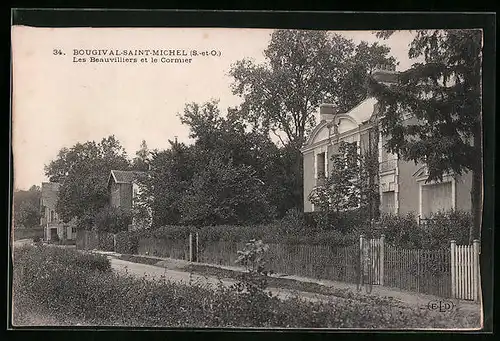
[113,233,117,253]
[450,240,456,299]
[189,233,193,262]
[195,232,199,262]
[191,232,198,262]
[379,234,385,286]
[473,239,480,302]
[359,234,365,279]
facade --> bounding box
[301,67,472,220]
[40,182,76,241]
[107,170,151,229]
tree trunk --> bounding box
[469,130,483,244]
[290,142,304,213]
[470,167,483,244]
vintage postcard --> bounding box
[10,13,489,330]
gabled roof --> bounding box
[302,97,378,150]
[108,170,146,186]
[413,166,428,178]
[413,166,454,181]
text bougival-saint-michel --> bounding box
[73,49,189,57]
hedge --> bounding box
[373,211,473,249]
[114,210,472,252]
[14,244,111,273]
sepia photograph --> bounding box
[10,11,490,330]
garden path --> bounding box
[110,257,342,304]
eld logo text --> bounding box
[427,300,455,312]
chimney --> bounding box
[319,104,337,122]
[372,64,399,85]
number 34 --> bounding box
[53,49,64,55]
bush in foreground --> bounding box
[14,244,111,273]
[12,245,479,329]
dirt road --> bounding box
[110,257,339,304]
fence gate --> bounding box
[358,235,383,289]
[451,240,480,301]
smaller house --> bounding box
[107,170,151,230]
[40,182,76,241]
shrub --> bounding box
[97,232,115,252]
[114,209,471,251]
[376,212,421,247]
[234,239,272,295]
[148,225,198,240]
[376,210,472,249]
[303,208,370,233]
[14,245,111,273]
[283,228,359,246]
[423,210,472,247]
[94,205,132,234]
[115,230,139,254]
[123,223,360,249]
[278,208,305,233]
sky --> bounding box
[11,27,417,190]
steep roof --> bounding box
[302,97,378,149]
[108,170,146,185]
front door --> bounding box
[50,228,58,240]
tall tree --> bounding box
[179,100,278,180]
[230,30,350,149]
[138,139,195,227]
[334,41,398,112]
[13,185,42,228]
[230,30,396,212]
[132,140,150,171]
[230,30,397,149]
[178,157,274,226]
[180,100,298,217]
[45,135,131,226]
[369,29,483,242]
